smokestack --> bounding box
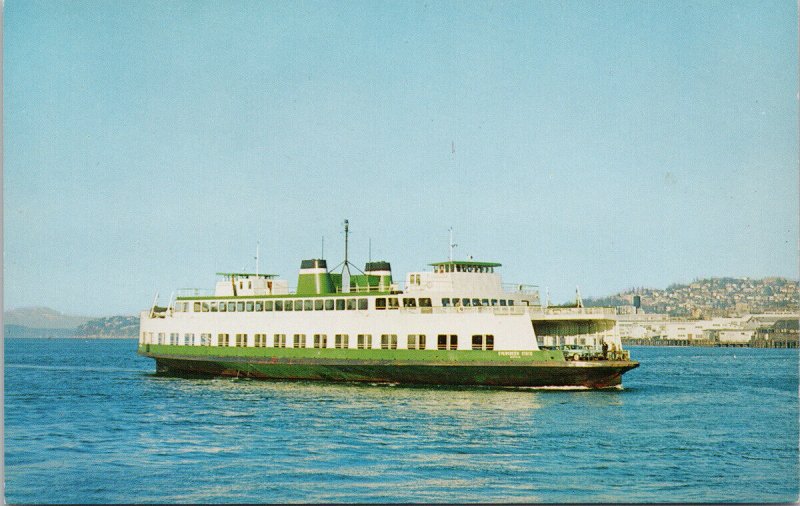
[296,259,334,295]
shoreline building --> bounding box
[618,312,799,347]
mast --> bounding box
[342,219,351,293]
[149,291,159,318]
[448,227,458,261]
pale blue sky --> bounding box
[4,0,798,316]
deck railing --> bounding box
[541,307,617,316]
[502,283,540,296]
[176,288,214,297]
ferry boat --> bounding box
[138,226,638,388]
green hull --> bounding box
[139,345,638,388]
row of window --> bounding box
[146,332,494,351]
[442,298,514,307]
[375,297,433,309]
[432,265,495,273]
[179,298,368,313]
[174,296,516,313]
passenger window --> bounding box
[462,298,471,307]
[227,302,236,312]
[508,300,514,306]
[246,301,254,312]
[265,301,273,311]
[237,301,245,312]
[499,300,507,306]
[314,299,324,310]
[419,334,426,350]
[294,300,303,311]
[419,298,432,307]
[285,300,293,311]
[325,299,335,310]
[403,298,416,308]
[442,298,451,307]
[275,300,283,311]
[304,300,313,311]
[388,298,399,310]
[255,301,263,311]
[437,334,448,350]
[347,298,357,310]
[472,299,480,306]
[376,298,386,310]
[486,335,494,350]
[481,299,489,306]
[219,301,227,312]
[336,299,345,310]
[472,335,482,350]
[193,302,201,312]
[491,299,498,306]
[210,302,218,312]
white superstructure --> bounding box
[140,259,622,356]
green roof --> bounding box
[429,261,501,267]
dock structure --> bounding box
[619,313,798,348]
[750,319,799,348]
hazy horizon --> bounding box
[4,1,798,316]
[3,273,796,319]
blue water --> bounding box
[4,339,798,503]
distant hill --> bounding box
[3,324,78,338]
[584,276,799,317]
[3,306,92,328]
[75,316,139,338]
[4,307,137,339]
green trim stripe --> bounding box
[140,344,567,363]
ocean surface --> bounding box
[4,339,798,504]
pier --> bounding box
[619,313,798,348]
